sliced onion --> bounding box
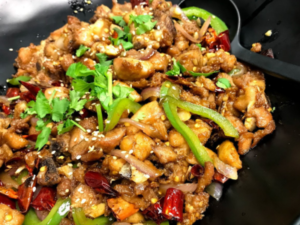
[231,62,247,76]
[212,155,238,180]
[0,172,19,189]
[110,150,160,179]
[174,21,200,43]
[170,5,190,22]
[140,87,161,100]
[140,48,156,60]
[159,183,197,195]
[0,96,11,106]
[199,16,211,38]
[205,181,223,201]
[119,118,167,140]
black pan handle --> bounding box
[231,38,300,82]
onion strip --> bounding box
[174,21,200,43]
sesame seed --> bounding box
[265,30,272,36]
[150,151,154,154]
[86,129,91,133]
[113,156,117,160]
[121,151,127,154]
[76,155,81,160]
[33,187,36,192]
[74,10,78,13]
[68,163,73,167]
[9,48,13,51]
[129,150,133,154]
[125,154,129,158]
[85,138,89,141]
[51,151,56,154]
[65,189,69,193]
[80,8,84,11]
[144,174,150,178]
[98,134,105,138]
[92,137,97,140]
[74,137,77,142]
[75,118,81,121]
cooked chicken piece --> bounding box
[103,155,126,175]
[217,140,242,169]
[114,57,155,81]
[57,177,72,197]
[196,161,214,193]
[44,87,69,100]
[37,157,61,186]
[0,204,24,225]
[0,144,13,168]
[90,4,111,22]
[13,101,27,119]
[71,184,98,210]
[250,42,262,53]
[3,131,28,150]
[153,146,177,164]
[187,120,212,145]
[183,193,210,225]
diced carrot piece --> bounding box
[107,197,139,221]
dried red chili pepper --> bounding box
[2,105,11,115]
[213,171,229,184]
[31,187,56,211]
[191,164,205,178]
[19,81,41,96]
[0,187,18,199]
[85,171,118,197]
[130,0,148,8]
[112,30,118,39]
[79,108,90,120]
[6,88,20,98]
[218,30,231,52]
[142,198,166,224]
[20,91,36,102]
[162,188,184,222]
[22,134,38,141]
[0,193,16,209]
[18,176,37,213]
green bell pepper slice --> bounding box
[104,98,141,132]
[182,7,228,34]
[23,198,71,225]
[160,81,239,166]
[72,208,114,225]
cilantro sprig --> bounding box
[76,45,90,57]
[110,17,133,50]
[166,58,218,77]
[23,90,87,150]
[129,15,157,35]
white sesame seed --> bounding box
[125,154,129,158]
[75,118,81,121]
[74,137,77,142]
[265,30,272,36]
[121,151,127,154]
[150,151,154,154]
[74,10,78,13]
[129,150,133,154]
[76,155,81,160]
[68,163,73,167]
[51,151,56,154]
[81,199,86,204]
[157,26,160,30]
[144,174,150,178]
[113,156,117,160]
[85,138,89,141]
[33,187,36,192]
[98,134,105,138]
[92,137,97,141]
[9,48,13,51]
[65,189,69,193]
[86,129,91,133]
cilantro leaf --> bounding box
[35,91,51,118]
[189,71,219,77]
[52,98,70,122]
[7,76,31,86]
[35,127,51,150]
[166,58,186,76]
[96,53,113,66]
[76,45,90,57]
[216,78,231,89]
[119,39,134,50]
[130,15,152,26]
[66,63,96,78]
[111,16,127,28]
[69,90,87,112]
[134,112,145,122]
[136,20,157,35]
[57,119,74,135]
[24,101,37,116]
[36,119,46,131]
[72,79,93,95]
[113,27,126,39]
[113,84,134,100]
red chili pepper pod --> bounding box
[85,171,118,197]
[130,0,148,8]
[213,171,229,184]
[22,134,38,141]
[191,164,205,178]
[142,198,166,224]
[112,30,118,39]
[0,193,16,209]
[18,175,37,213]
[19,81,41,96]
[31,187,56,211]
[20,91,36,102]
[162,188,184,222]
[6,88,20,98]
[2,105,11,115]
[218,30,231,52]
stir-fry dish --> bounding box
[0,0,276,224]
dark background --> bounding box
[0,0,300,224]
